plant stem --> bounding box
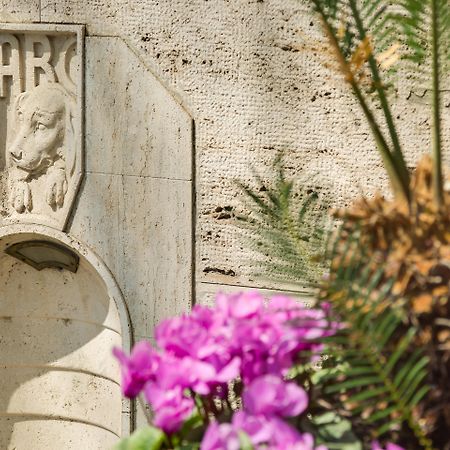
[313,1,410,203]
[191,390,210,425]
[431,0,444,206]
[350,84,410,203]
[348,0,411,203]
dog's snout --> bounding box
[10,149,23,161]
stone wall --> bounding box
[2,0,450,334]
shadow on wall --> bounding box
[0,247,123,449]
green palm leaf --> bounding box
[320,231,433,448]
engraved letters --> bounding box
[0,25,84,230]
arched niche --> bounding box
[0,224,132,449]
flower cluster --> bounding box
[114,291,337,446]
[202,375,327,450]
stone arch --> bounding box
[0,224,132,449]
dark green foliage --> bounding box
[318,231,433,449]
[393,0,450,73]
[237,155,329,287]
[302,412,363,449]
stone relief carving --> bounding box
[0,25,84,231]
[8,83,76,213]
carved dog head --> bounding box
[8,83,76,176]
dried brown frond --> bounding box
[332,155,450,447]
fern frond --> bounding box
[320,230,433,448]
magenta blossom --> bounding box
[114,291,337,440]
[233,411,301,446]
[144,383,194,434]
[202,413,327,449]
[156,305,240,392]
[243,375,308,418]
[216,291,264,319]
[201,422,240,450]
[112,341,159,398]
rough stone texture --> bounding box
[37,0,450,297]
[0,1,39,22]
[41,0,121,36]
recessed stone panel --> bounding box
[0,24,84,230]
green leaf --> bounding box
[238,431,254,450]
[318,226,432,445]
[113,427,165,450]
[179,412,204,437]
[305,413,363,450]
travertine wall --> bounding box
[2,0,449,344]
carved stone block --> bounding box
[0,24,84,230]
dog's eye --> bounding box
[36,123,47,131]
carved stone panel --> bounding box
[0,24,84,230]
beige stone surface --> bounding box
[69,34,193,338]
[0,317,121,380]
[34,0,450,297]
[1,420,119,450]
[117,175,193,336]
[0,232,124,448]
[1,368,121,432]
[0,254,121,332]
[41,0,121,36]
[0,1,39,22]
[85,37,192,181]
[69,174,192,337]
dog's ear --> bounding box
[13,91,29,124]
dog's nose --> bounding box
[10,150,22,161]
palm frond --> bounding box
[393,0,450,72]
[310,0,412,204]
[319,230,433,448]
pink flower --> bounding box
[114,290,338,442]
[243,375,308,417]
[155,305,239,392]
[232,412,322,448]
[201,422,240,450]
[216,291,264,319]
[144,383,194,434]
[112,341,159,398]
